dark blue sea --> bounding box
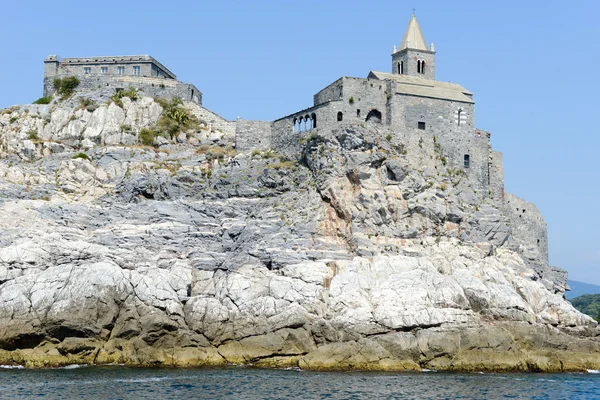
[0,366,599,399]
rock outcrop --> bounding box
[0,98,598,371]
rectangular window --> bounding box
[133,66,140,76]
[117,66,125,75]
[418,121,426,130]
[101,67,108,74]
[464,154,470,168]
[83,67,91,74]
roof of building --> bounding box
[399,15,428,51]
[368,71,474,103]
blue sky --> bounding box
[1,0,599,284]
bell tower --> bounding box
[392,14,436,80]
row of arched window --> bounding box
[396,60,426,74]
[293,108,384,133]
[337,109,382,123]
[293,113,317,133]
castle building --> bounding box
[43,54,201,105]
[41,15,503,200]
[243,13,504,199]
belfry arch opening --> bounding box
[337,112,343,122]
[366,109,382,123]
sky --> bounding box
[1,0,599,284]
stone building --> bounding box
[43,54,201,105]
[38,14,549,276]
[258,14,503,199]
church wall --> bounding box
[391,50,436,80]
[314,78,344,106]
[388,93,489,190]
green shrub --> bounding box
[72,152,91,161]
[154,97,199,139]
[349,96,354,104]
[9,116,17,124]
[53,76,80,99]
[385,133,392,142]
[33,96,52,105]
[251,149,261,157]
[139,128,157,146]
[27,130,39,141]
[111,87,139,108]
[120,124,132,132]
[79,98,97,111]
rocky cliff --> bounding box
[0,96,598,371]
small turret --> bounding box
[44,55,60,78]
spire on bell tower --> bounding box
[391,13,436,79]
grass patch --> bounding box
[196,145,237,161]
[27,130,40,141]
[268,161,295,170]
[72,152,91,161]
[33,96,52,105]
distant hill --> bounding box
[566,280,600,300]
[570,294,600,322]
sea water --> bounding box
[0,366,599,399]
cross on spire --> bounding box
[412,7,416,15]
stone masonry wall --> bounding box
[236,120,272,151]
[391,49,436,80]
[504,192,549,262]
[43,75,202,105]
[314,78,344,106]
[489,150,504,201]
[185,104,236,139]
[387,92,490,190]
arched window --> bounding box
[401,61,404,74]
[464,154,470,168]
[417,60,421,74]
[337,111,343,122]
[366,109,382,123]
[311,113,317,128]
[457,108,463,126]
[421,60,426,74]
[293,118,298,134]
